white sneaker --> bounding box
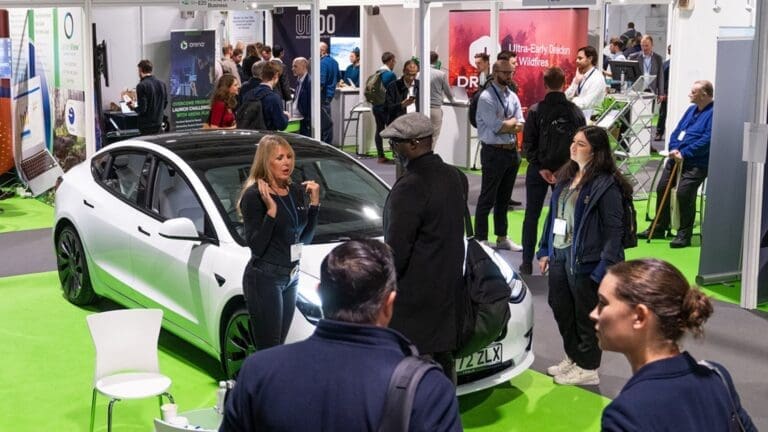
[554,365,600,385]
[495,238,523,252]
[546,357,575,376]
[479,240,491,248]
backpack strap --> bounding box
[698,360,747,432]
[377,354,441,432]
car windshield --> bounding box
[198,146,389,244]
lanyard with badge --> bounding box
[676,109,702,142]
[276,189,302,263]
[553,186,578,237]
[577,68,596,96]
[490,84,511,118]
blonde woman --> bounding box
[207,74,239,129]
[239,135,320,349]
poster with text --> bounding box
[449,9,588,112]
[228,11,262,47]
[169,29,216,131]
[272,6,359,87]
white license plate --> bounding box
[456,343,503,373]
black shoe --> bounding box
[638,227,668,239]
[669,234,691,248]
[519,262,532,276]
[508,199,522,208]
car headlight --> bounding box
[296,274,323,324]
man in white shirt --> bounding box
[565,45,606,119]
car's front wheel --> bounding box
[221,306,256,379]
[56,224,97,305]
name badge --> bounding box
[677,130,686,141]
[291,243,303,262]
[553,218,567,236]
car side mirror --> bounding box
[158,217,204,242]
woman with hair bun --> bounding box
[591,258,755,431]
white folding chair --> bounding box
[87,309,174,432]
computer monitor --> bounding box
[609,60,642,85]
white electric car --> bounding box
[53,130,533,394]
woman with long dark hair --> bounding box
[537,125,633,385]
[207,74,239,129]
[591,259,755,431]
[238,135,320,349]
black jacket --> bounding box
[385,78,420,124]
[537,173,625,283]
[134,75,167,132]
[383,153,468,353]
[523,92,585,171]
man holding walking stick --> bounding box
[639,80,714,248]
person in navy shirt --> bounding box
[221,239,461,432]
[319,42,340,144]
[639,80,714,248]
[344,47,361,87]
[248,62,289,131]
[591,258,756,432]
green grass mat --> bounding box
[0,197,54,233]
[0,271,608,431]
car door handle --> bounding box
[83,199,94,208]
[137,226,151,237]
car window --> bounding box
[151,160,206,234]
[102,152,150,205]
[91,153,110,180]
[200,148,388,244]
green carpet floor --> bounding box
[0,270,608,431]
[0,197,54,233]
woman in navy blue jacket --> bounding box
[591,259,756,431]
[537,125,632,385]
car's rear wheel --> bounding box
[56,225,97,305]
[221,306,256,379]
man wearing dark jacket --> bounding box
[520,67,585,275]
[221,239,461,431]
[271,45,294,103]
[292,57,311,137]
[246,62,288,131]
[382,113,468,384]
[129,59,167,135]
[385,60,420,124]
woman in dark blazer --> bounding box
[591,258,756,431]
[537,125,633,386]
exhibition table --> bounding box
[433,101,477,169]
[331,87,361,147]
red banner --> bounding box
[449,9,589,113]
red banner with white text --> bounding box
[449,9,588,113]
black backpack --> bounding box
[235,92,268,130]
[454,171,512,358]
[536,105,581,169]
[377,345,441,432]
[468,83,489,128]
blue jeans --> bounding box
[243,260,298,350]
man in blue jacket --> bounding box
[220,239,461,432]
[247,61,288,131]
[639,80,714,248]
[319,42,340,143]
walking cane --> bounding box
[648,158,681,242]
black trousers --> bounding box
[373,109,388,157]
[321,102,333,144]
[299,118,311,137]
[656,98,668,136]
[243,261,298,350]
[654,159,708,238]
[522,163,553,265]
[547,247,601,370]
[475,145,520,241]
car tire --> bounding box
[220,306,256,379]
[56,224,97,305]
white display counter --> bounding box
[433,101,478,169]
[331,87,361,147]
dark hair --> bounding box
[233,48,243,57]
[555,125,633,197]
[261,45,272,54]
[246,43,258,57]
[261,61,280,81]
[578,46,598,66]
[627,22,635,29]
[430,51,439,64]
[474,52,489,62]
[273,44,284,58]
[212,74,238,110]
[382,51,395,64]
[607,259,713,341]
[402,59,419,73]
[137,59,153,73]
[543,67,565,90]
[319,240,397,324]
[497,50,516,61]
[222,44,233,56]
[610,38,624,49]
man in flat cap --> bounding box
[381,113,468,383]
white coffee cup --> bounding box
[160,403,177,421]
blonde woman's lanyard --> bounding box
[276,190,302,262]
